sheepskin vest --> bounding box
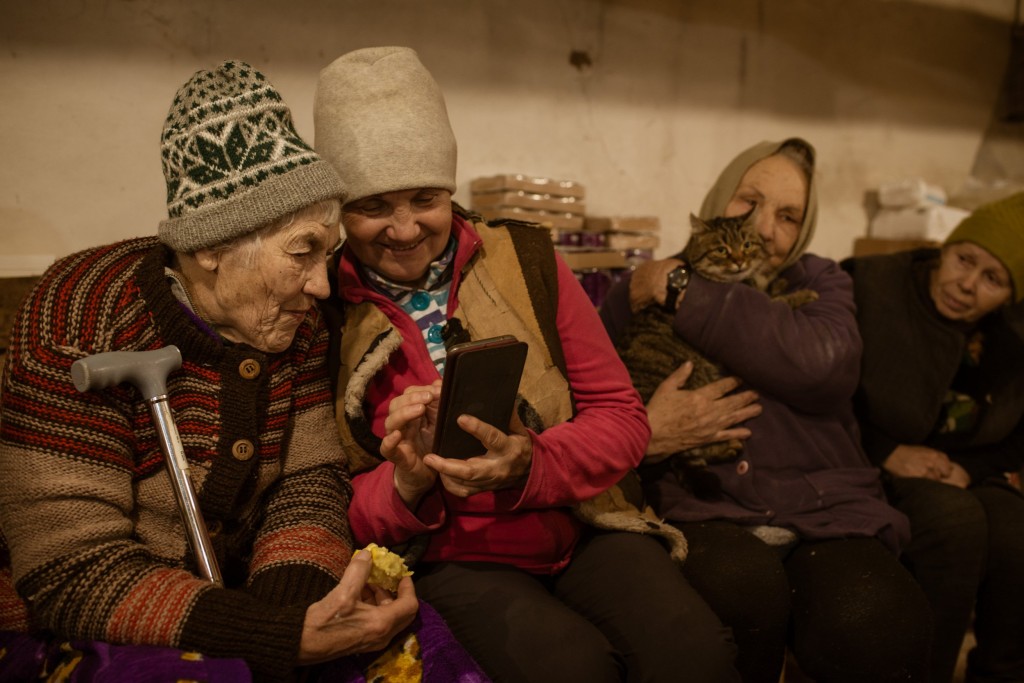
[331,214,690,564]
[335,218,572,473]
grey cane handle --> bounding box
[71,347,182,399]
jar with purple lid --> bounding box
[578,268,613,307]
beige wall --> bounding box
[0,0,1017,275]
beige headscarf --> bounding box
[698,138,818,273]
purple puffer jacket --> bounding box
[600,254,910,553]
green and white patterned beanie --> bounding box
[313,47,457,203]
[159,61,345,252]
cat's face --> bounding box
[685,211,769,282]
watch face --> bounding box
[663,263,691,312]
[668,264,690,289]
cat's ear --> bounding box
[689,213,709,234]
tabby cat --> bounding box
[615,209,818,499]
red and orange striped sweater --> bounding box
[0,237,353,681]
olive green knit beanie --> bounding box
[944,191,1024,302]
[158,61,345,253]
[313,47,457,203]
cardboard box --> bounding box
[470,174,585,199]
[584,215,661,233]
[472,190,586,215]
[556,248,629,270]
[605,232,660,250]
[477,206,584,231]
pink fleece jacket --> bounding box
[338,216,650,574]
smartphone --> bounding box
[432,335,529,459]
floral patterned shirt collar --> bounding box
[359,236,459,373]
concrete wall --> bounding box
[0,0,1017,274]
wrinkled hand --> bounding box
[423,412,533,497]
[629,258,686,313]
[380,382,442,508]
[298,550,418,665]
[644,362,762,463]
[943,462,971,489]
[883,444,971,488]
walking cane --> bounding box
[70,346,223,586]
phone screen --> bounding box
[432,335,529,459]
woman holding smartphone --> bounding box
[314,46,739,683]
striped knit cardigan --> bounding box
[0,237,353,682]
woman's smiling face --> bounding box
[341,188,453,286]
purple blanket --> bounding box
[0,601,489,682]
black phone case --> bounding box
[432,336,529,459]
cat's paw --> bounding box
[776,288,819,308]
[692,440,741,462]
[767,277,790,297]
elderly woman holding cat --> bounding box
[842,193,1024,683]
[600,138,932,683]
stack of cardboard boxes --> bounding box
[469,173,661,306]
[579,215,661,267]
[470,173,586,232]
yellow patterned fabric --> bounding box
[365,631,423,683]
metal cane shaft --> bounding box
[150,397,223,586]
[71,347,223,586]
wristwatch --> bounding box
[663,261,691,312]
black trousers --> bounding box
[413,530,740,683]
[888,477,1024,683]
[676,521,933,683]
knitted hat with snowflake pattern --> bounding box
[945,191,1024,302]
[313,47,457,203]
[158,61,345,252]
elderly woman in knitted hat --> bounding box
[601,138,932,683]
[0,61,422,682]
[314,46,739,682]
[842,192,1024,683]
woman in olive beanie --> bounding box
[843,191,1024,683]
[943,191,1024,302]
